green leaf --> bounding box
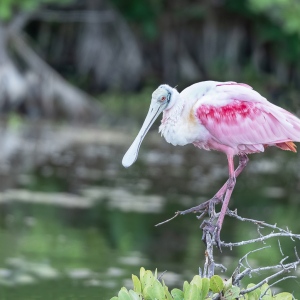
[141,270,154,290]
[118,287,132,300]
[171,288,184,300]
[129,290,142,300]
[224,286,240,299]
[190,275,202,289]
[260,283,272,300]
[110,297,118,300]
[163,281,173,300]
[140,267,145,281]
[183,281,190,294]
[273,292,293,300]
[184,284,201,300]
[201,278,210,298]
[144,279,165,300]
[209,275,224,293]
[246,284,261,300]
[132,275,142,293]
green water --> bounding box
[0,126,299,299]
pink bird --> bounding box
[122,81,300,247]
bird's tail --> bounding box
[268,104,300,151]
[275,141,297,152]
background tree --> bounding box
[0,0,99,119]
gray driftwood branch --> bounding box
[200,209,299,297]
[156,198,299,295]
[220,210,300,248]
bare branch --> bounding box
[237,254,300,295]
[295,247,300,261]
[239,246,271,268]
[278,239,284,256]
[260,276,297,299]
[157,270,167,281]
[240,268,288,295]
[155,212,180,227]
[267,275,297,289]
[179,199,300,296]
[222,232,300,247]
[226,210,295,234]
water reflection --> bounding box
[0,122,298,298]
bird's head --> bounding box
[122,84,178,168]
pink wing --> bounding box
[195,83,300,151]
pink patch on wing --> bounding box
[197,101,260,125]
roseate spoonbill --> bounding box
[122,81,300,247]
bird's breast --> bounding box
[159,111,210,146]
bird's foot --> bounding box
[155,197,222,227]
[201,220,222,251]
[178,197,222,218]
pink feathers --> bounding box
[197,101,258,125]
[194,82,300,155]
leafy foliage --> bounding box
[248,0,300,35]
[111,268,293,300]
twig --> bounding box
[226,210,295,234]
[240,259,300,295]
[259,276,297,299]
[239,246,270,268]
[295,247,300,261]
[240,268,285,295]
[233,246,271,284]
[278,239,284,256]
[222,232,300,247]
[158,270,167,281]
[155,212,180,226]
[234,263,294,285]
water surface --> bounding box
[0,122,299,298]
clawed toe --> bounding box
[179,197,222,217]
[157,196,224,251]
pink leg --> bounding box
[180,154,248,215]
[212,154,248,201]
[215,154,236,248]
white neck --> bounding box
[159,93,185,145]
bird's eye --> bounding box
[160,96,166,102]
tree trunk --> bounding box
[0,14,99,120]
[0,22,28,109]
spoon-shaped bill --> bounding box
[122,101,164,168]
